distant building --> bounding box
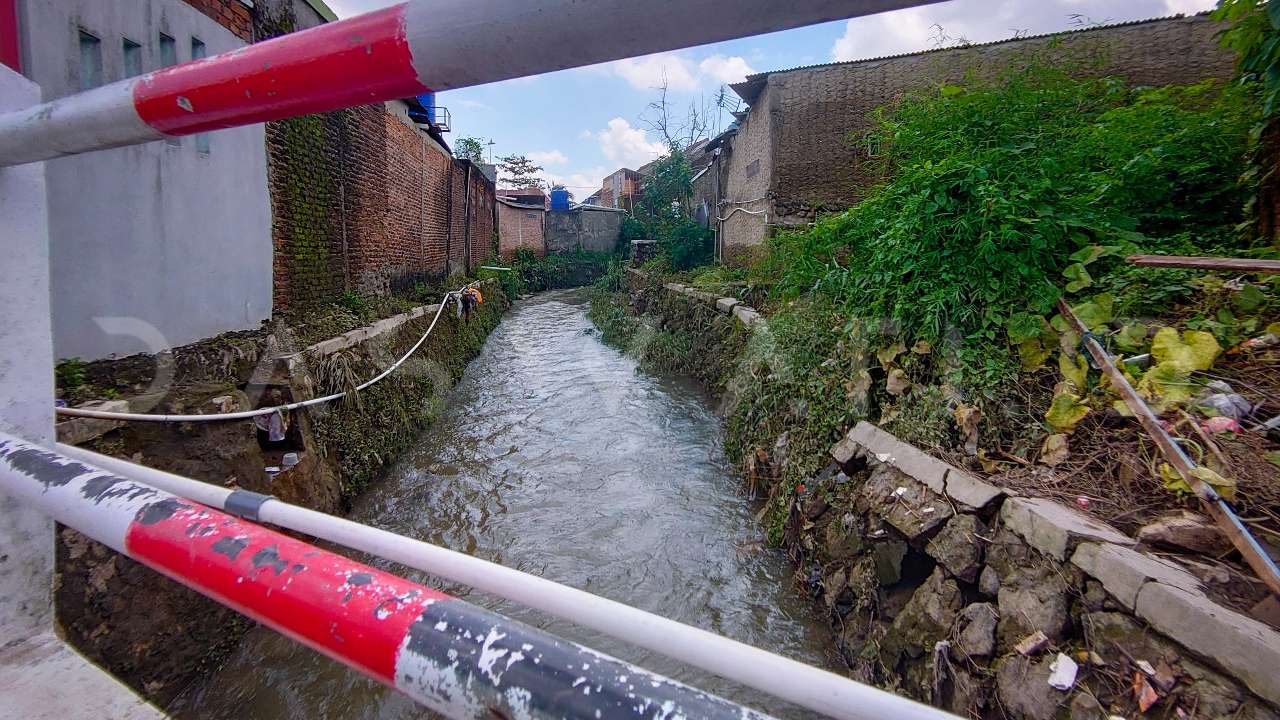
[712,12,1235,264]
[497,197,546,258]
[497,186,548,209]
[601,168,642,211]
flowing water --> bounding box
[171,288,835,719]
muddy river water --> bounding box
[171,288,835,719]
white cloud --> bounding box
[578,129,594,140]
[610,52,701,91]
[527,150,569,166]
[830,0,1217,63]
[596,117,666,169]
[586,51,756,91]
[543,166,610,193]
[699,54,757,85]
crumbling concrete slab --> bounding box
[1069,542,1204,610]
[832,422,1003,510]
[1135,582,1280,706]
[55,400,129,445]
[732,305,763,328]
[715,297,739,314]
[1000,496,1133,561]
[861,463,953,540]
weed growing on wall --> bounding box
[764,65,1260,407]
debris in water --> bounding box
[1047,653,1078,690]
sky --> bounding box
[327,0,1218,194]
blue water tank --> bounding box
[550,189,571,211]
[417,92,436,123]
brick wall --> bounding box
[497,202,546,258]
[258,3,495,311]
[179,0,251,41]
[721,14,1237,259]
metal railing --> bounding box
[0,1,958,717]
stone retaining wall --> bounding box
[626,270,1279,719]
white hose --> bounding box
[55,285,469,423]
[58,445,954,720]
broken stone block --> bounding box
[996,654,1064,720]
[1000,496,1134,561]
[871,540,908,586]
[1136,511,1232,555]
[1134,582,1280,707]
[860,463,953,540]
[1069,541,1204,610]
[927,514,987,583]
[880,567,963,665]
[732,304,762,327]
[55,399,130,445]
[955,602,998,659]
[714,297,739,314]
[978,565,1000,598]
[997,563,1071,646]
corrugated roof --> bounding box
[730,11,1211,104]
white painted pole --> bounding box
[0,0,941,166]
[57,444,955,720]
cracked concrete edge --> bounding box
[831,421,1003,511]
[1069,541,1205,610]
[652,275,764,330]
[1135,582,1280,707]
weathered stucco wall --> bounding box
[721,83,775,266]
[545,207,624,255]
[21,0,272,361]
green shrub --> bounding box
[765,65,1259,404]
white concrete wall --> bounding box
[0,64,164,720]
[20,0,272,361]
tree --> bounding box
[641,79,714,149]
[498,154,546,189]
[455,136,486,163]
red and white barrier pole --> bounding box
[0,0,937,166]
[0,432,779,720]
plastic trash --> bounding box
[1048,653,1078,690]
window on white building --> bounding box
[122,38,143,77]
[78,31,102,90]
[192,38,209,155]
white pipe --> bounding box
[58,444,954,720]
[56,285,465,423]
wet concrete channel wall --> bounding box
[625,269,1280,720]
[50,280,508,708]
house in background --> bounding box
[497,196,546,258]
[712,12,1235,264]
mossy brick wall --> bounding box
[179,0,252,41]
[267,111,349,312]
[258,3,496,311]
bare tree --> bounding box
[640,77,716,151]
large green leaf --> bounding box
[1150,327,1221,373]
[1115,323,1150,353]
[1063,263,1093,293]
[1045,392,1090,432]
[1058,352,1088,391]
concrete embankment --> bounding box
[50,280,508,707]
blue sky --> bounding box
[327,0,1217,194]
